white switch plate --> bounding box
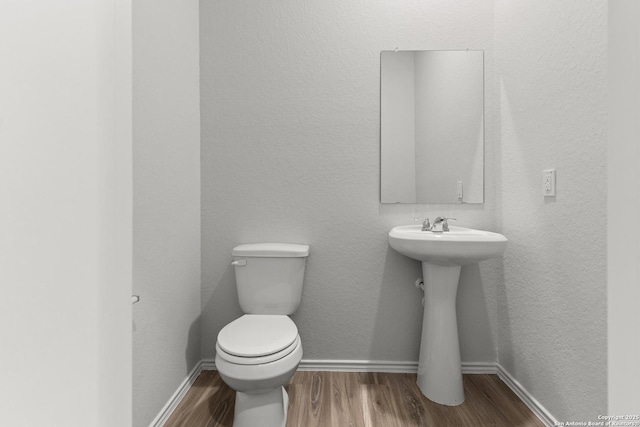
[543,169,556,197]
[457,180,463,200]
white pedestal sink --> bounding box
[388,224,507,406]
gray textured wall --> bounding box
[132,1,202,426]
[199,0,499,365]
[495,0,607,421]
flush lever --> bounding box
[231,259,246,267]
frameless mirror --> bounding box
[380,50,484,204]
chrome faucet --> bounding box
[414,216,456,232]
[431,216,456,232]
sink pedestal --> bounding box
[388,224,508,406]
[417,262,464,406]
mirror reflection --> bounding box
[380,50,484,204]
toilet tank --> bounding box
[232,243,310,315]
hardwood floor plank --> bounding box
[285,371,331,427]
[328,371,365,427]
[161,370,545,427]
[384,373,429,426]
[164,371,234,427]
[357,371,386,385]
[361,383,407,427]
[463,375,498,426]
[203,381,234,427]
[469,374,545,427]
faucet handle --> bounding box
[433,216,456,232]
[414,217,431,231]
[442,218,457,231]
[442,217,456,231]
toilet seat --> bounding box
[216,335,300,365]
[216,315,299,365]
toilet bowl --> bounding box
[215,244,309,427]
[215,315,303,427]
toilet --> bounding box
[215,243,310,427]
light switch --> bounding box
[543,169,556,197]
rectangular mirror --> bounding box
[380,50,484,204]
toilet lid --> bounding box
[217,314,298,357]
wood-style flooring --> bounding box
[164,370,545,427]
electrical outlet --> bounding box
[457,181,463,200]
[543,169,556,197]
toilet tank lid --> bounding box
[232,243,310,257]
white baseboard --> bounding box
[149,361,203,427]
[496,363,557,427]
[200,358,496,374]
[201,358,216,370]
[156,359,551,427]
[298,359,418,372]
[460,361,498,374]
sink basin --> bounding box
[388,225,507,266]
[388,224,507,406]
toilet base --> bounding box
[233,386,288,427]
